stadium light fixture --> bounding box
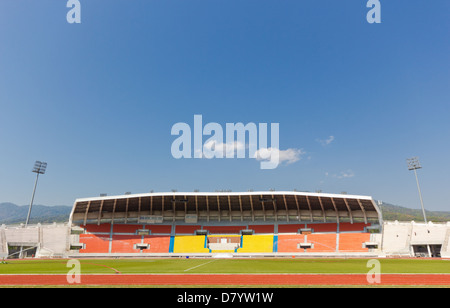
[407,157,427,224]
[20,161,47,258]
[25,161,47,226]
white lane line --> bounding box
[183,260,216,272]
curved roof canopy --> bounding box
[70,191,382,225]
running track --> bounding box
[1,274,450,286]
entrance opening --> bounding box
[7,245,37,259]
[412,244,441,258]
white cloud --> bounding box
[196,140,305,168]
[254,147,305,165]
[326,169,355,179]
[337,170,355,179]
[199,140,246,158]
[317,135,335,146]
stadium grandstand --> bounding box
[67,191,381,257]
[1,191,449,259]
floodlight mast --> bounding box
[407,157,427,224]
[20,161,46,259]
[25,161,47,227]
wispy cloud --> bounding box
[196,140,306,167]
[326,169,355,179]
[317,135,335,146]
[254,147,305,165]
[197,140,246,158]
[337,170,355,179]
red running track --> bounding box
[0,274,450,286]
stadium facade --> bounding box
[1,191,449,259]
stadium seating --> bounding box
[76,222,375,254]
[338,233,370,252]
[172,235,210,253]
[278,224,303,233]
[142,235,171,252]
[277,234,306,252]
[237,235,274,253]
[111,235,144,253]
[339,222,370,232]
[113,224,142,234]
[306,223,337,233]
[79,234,110,253]
[175,225,202,234]
[78,223,173,254]
[248,225,275,234]
[83,223,111,233]
[144,225,172,234]
[307,234,337,252]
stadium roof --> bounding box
[70,191,382,225]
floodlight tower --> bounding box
[19,161,47,258]
[25,161,47,226]
[407,157,427,224]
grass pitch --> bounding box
[1,258,449,275]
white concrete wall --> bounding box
[2,223,70,258]
[4,226,40,245]
[381,221,412,255]
[382,221,450,257]
[39,225,69,257]
[440,224,450,258]
[0,229,7,257]
[410,222,448,245]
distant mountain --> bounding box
[378,202,450,223]
[0,201,448,225]
[0,203,72,225]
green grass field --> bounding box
[1,258,449,275]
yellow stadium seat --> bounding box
[237,235,274,253]
[173,235,210,253]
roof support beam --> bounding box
[343,198,354,224]
[150,196,153,215]
[137,197,142,221]
[318,196,326,222]
[206,196,210,222]
[111,199,117,224]
[283,194,289,222]
[249,195,255,222]
[357,199,368,224]
[195,195,198,217]
[331,198,339,224]
[217,196,221,222]
[272,194,277,222]
[83,201,91,226]
[125,198,129,224]
[305,196,313,222]
[172,195,176,222]
[97,200,104,225]
[294,194,300,221]
[239,195,243,221]
[260,195,265,222]
[372,199,384,227]
[227,195,232,222]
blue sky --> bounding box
[0,0,449,211]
